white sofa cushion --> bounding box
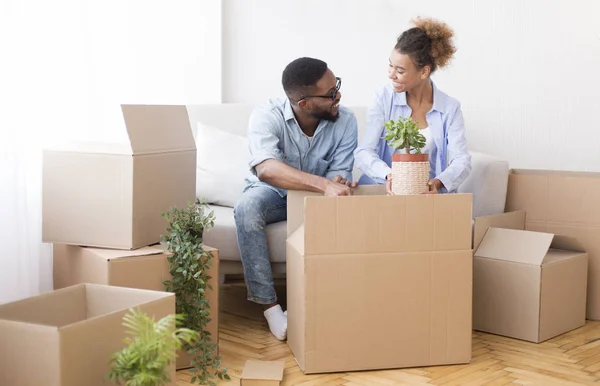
[203,205,287,262]
[195,123,251,207]
[457,151,509,218]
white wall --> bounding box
[0,0,221,303]
[222,0,600,172]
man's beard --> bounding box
[310,107,339,122]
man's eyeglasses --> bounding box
[299,77,341,102]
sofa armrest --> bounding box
[457,151,509,218]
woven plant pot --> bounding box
[391,153,429,195]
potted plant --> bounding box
[161,198,230,385]
[383,116,429,195]
[107,308,198,386]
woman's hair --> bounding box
[394,17,456,73]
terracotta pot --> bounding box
[392,153,429,162]
[391,153,430,195]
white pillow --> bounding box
[195,122,251,208]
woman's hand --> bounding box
[422,178,444,194]
[385,173,394,195]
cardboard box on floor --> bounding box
[286,185,473,374]
[505,169,600,320]
[52,243,220,370]
[240,359,285,385]
[42,104,196,250]
[0,284,175,386]
[472,210,588,343]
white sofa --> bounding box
[187,103,509,276]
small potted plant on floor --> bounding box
[162,199,229,385]
[383,116,429,195]
[107,308,198,386]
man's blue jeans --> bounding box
[234,186,287,305]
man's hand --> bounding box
[332,175,358,188]
[324,179,354,197]
[385,173,394,195]
[422,178,444,194]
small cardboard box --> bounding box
[505,168,600,320]
[0,284,175,386]
[52,243,220,370]
[42,104,196,250]
[286,186,473,374]
[240,360,284,385]
[474,226,588,343]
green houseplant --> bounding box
[161,199,229,385]
[383,116,429,195]
[107,308,198,386]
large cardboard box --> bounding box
[52,243,220,370]
[505,169,600,320]
[286,186,473,374]
[473,225,588,343]
[43,104,196,250]
[0,284,175,386]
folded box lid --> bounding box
[86,246,167,261]
[121,104,196,154]
[475,227,585,265]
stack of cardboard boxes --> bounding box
[0,105,219,386]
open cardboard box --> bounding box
[51,243,220,370]
[286,185,474,374]
[0,284,175,386]
[473,211,588,342]
[42,104,197,250]
[505,169,600,320]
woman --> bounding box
[354,17,471,194]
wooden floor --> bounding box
[177,283,600,385]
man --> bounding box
[234,57,358,340]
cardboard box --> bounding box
[53,244,171,291]
[0,284,175,386]
[286,186,473,374]
[473,225,588,342]
[505,169,600,320]
[43,104,196,250]
[240,360,284,385]
[52,243,220,370]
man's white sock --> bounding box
[264,304,287,341]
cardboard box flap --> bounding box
[475,227,554,265]
[303,193,472,255]
[0,284,86,327]
[550,235,586,253]
[121,104,195,154]
[287,224,305,255]
[287,191,320,237]
[88,246,166,260]
[286,185,385,237]
[473,210,526,251]
[241,359,284,382]
[84,284,174,319]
